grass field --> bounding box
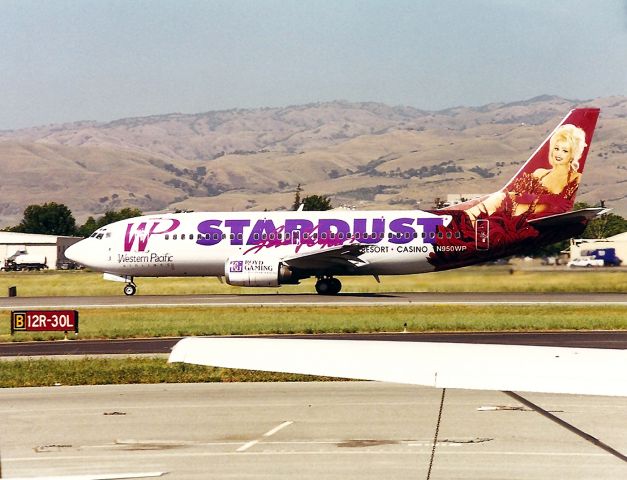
[2,304,627,342]
[0,357,329,388]
[1,267,625,387]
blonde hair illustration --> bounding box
[549,124,587,172]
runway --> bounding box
[2,382,625,480]
[0,291,625,309]
[1,331,627,357]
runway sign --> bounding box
[11,310,79,334]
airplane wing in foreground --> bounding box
[169,337,627,397]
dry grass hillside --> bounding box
[0,95,625,226]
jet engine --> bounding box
[224,256,299,287]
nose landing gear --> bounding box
[315,277,342,295]
[123,282,137,296]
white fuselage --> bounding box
[67,209,457,279]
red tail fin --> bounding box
[465,108,599,221]
[504,108,599,200]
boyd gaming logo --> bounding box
[124,219,180,252]
[229,260,243,273]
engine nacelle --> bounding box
[224,256,298,287]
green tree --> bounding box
[302,194,333,211]
[77,208,143,237]
[76,216,97,237]
[13,202,77,236]
[292,184,303,210]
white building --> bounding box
[0,232,82,270]
[569,232,627,263]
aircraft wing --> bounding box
[169,337,627,397]
[281,243,367,270]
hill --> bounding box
[1,95,626,226]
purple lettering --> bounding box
[417,218,443,245]
[247,219,278,245]
[353,218,385,244]
[389,218,415,244]
[196,220,223,246]
[225,219,250,245]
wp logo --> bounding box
[124,219,180,252]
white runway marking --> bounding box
[236,420,294,452]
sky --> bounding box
[1,0,626,130]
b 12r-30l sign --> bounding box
[11,310,79,334]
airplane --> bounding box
[66,108,604,295]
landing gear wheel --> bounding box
[124,283,137,296]
[315,277,342,295]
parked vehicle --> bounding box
[581,248,622,267]
[567,256,604,268]
[1,252,48,271]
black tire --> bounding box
[330,277,342,294]
[315,279,330,295]
[315,278,341,295]
[124,284,137,296]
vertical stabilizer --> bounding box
[465,108,599,221]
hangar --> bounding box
[0,232,82,270]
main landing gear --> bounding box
[315,276,342,295]
[123,282,137,296]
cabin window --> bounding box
[181,234,186,240]
[437,232,443,239]
[429,232,435,239]
[230,233,235,240]
[253,233,259,240]
[189,234,194,240]
[269,233,275,240]
[405,232,411,239]
[421,232,426,239]
[165,234,169,240]
[237,233,243,240]
[446,232,452,239]
[321,233,327,240]
[173,234,178,240]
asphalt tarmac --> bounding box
[0,291,625,309]
[1,331,627,358]
[2,383,625,480]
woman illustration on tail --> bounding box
[466,123,588,222]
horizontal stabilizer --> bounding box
[528,207,608,229]
[169,337,627,397]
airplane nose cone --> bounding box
[65,239,90,266]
